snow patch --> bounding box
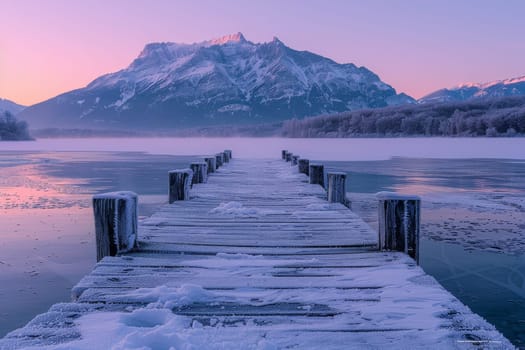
[217,104,251,113]
[110,84,136,108]
[209,201,260,217]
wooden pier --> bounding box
[0,152,514,349]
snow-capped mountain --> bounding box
[0,98,25,115]
[19,33,414,129]
[419,76,525,104]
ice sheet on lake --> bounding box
[349,190,525,255]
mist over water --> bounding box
[2,137,525,160]
[1,137,524,346]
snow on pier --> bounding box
[0,157,514,349]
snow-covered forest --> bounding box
[281,96,525,137]
[0,112,32,140]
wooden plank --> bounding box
[0,158,514,349]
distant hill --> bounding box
[281,95,525,137]
[18,32,414,130]
[419,76,525,104]
[0,98,25,115]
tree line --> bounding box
[281,96,525,137]
[0,112,32,140]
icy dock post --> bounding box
[215,153,224,168]
[281,150,288,160]
[309,164,325,188]
[327,172,350,207]
[224,149,233,159]
[222,150,230,163]
[377,192,421,264]
[169,169,194,203]
[204,157,216,174]
[285,152,293,162]
[298,159,310,175]
[190,162,208,184]
[93,191,138,262]
[291,155,299,166]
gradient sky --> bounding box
[1,0,524,106]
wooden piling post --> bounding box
[224,149,233,160]
[93,191,138,262]
[309,164,324,187]
[169,169,193,203]
[285,152,293,162]
[281,150,288,160]
[190,162,208,184]
[204,157,216,174]
[377,192,421,263]
[215,153,224,168]
[298,159,310,175]
[291,155,299,166]
[222,151,230,163]
[327,172,349,207]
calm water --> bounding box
[1,137,525,347]
[322,158,525,348]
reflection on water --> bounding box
[323,157,525,193]
[0,151,197,337]
[325,157,525,348]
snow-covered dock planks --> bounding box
[0,158,514,349]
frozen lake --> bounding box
[1,137,524,347]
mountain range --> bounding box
[18,33,414,129]
[0,98,25,115]
[419,76,525,104]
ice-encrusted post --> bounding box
[169,169,193,203]
[215,153,224,168]
[93,191,138,262]
[298,159,310,175]
[204,157,216,174]
[222,151,230,163]
[327,172,350,207]
[224,150,233,161]
[285,152,293,162]
[190,162,208,184]
[281,150,288,160]
[309,164,324,188]
[291,155,299,166]
[377,192,421,264]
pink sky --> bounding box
[1,0,524,106]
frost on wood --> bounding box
[92,191,138,262]
[215,153,224,168]
[169,169,193,203]
[190,162,208,185]
[327,172,349,207]
[377,192,421,263]
[204,157,216,174]
[224,149,233,160]
[285,152,293,162]
[291,155,299,166]
[2,158,515,350]
[222,150,230,163]
[298,159,309,175]
[309,164,325,188]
